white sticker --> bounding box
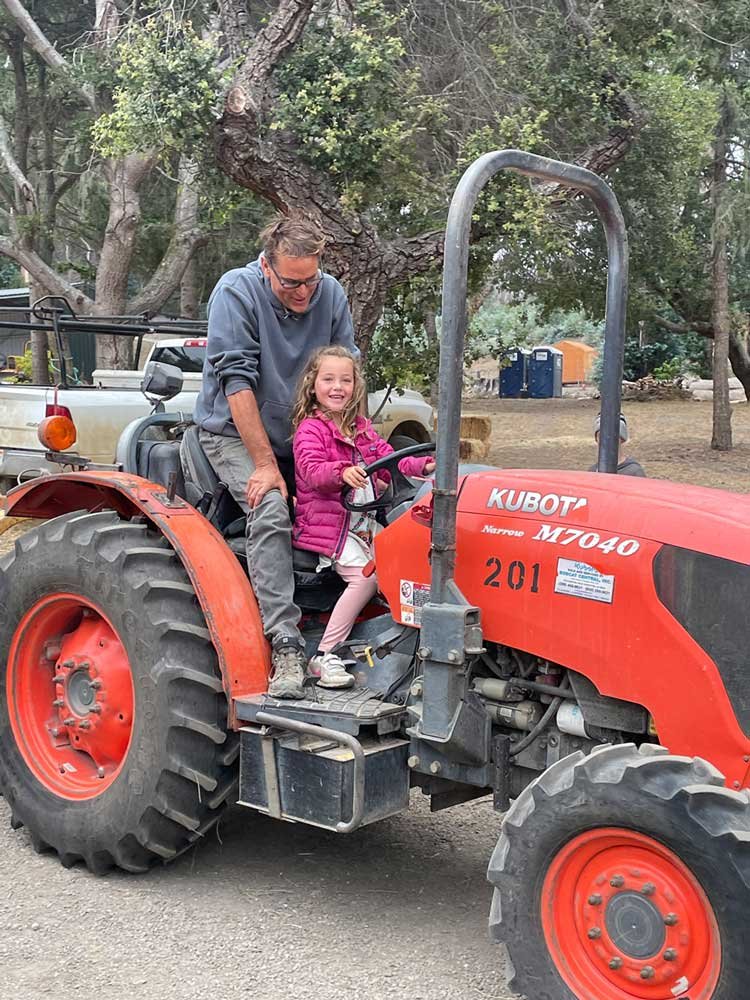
[554,558,614,604]
[400,580,430,624]
[671,978,690,998]
[536,351,548,360]
[62,762,77,773]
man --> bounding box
[187,215,357,698]
[589,413,646,477]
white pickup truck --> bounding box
[0,337,434,491]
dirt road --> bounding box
[0,795,515,1000]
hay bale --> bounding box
[459,415,492,442]
[0,513,31,536]
[459,437,490,461]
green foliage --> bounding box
[469,293,603,359]
[0,258,21,288]
[365,275,442,392]
[91,16,224,158]
[272,1,438,209]
[8,345,53,383]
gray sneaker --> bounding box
[268,641,306,699]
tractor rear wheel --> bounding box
[0,510,238,872]
[488,743,749,1000]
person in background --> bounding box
[589,412,646,476]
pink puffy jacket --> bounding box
[292,412,432,559]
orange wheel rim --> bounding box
[7,593,134,800]
[541,828,721,1000]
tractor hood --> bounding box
[457,468,747,564]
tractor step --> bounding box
[238,721,410,833]
[233,685,406,737]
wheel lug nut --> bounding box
[90,704,102,714]
[587,927,602,939]
[640,966,655,980]
[63,717,76,727]
[79,720,91,730]
[52,675,65,684]
[610,875,625,888]
[588,894,602,906]
[49,727,59,737]
[664,948,678,961]
[61,659,75,668]
[641,882,656,896]
[90,679,102,690]
[53,698,64,708]
[608,957,622,970]
[664,913,679,926]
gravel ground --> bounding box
[0,794,517,1000]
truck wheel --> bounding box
[0,510,238,873]
[389,434,420,451]
[488,744,749,1000]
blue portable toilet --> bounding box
[528,346,563,399]
[499,348,529,398]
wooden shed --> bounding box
[552,339,598,384]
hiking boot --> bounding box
[310,651,355,689]
[268,639,306,699]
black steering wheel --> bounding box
[342,441,436,514]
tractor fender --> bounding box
[3,471,269,725]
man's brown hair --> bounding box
[260,213,326,262]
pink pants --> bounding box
[319,563,379,652]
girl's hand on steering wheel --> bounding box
[342,465,368,490]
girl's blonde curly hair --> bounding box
[291,346,365,438]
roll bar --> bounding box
[431,149,629,604]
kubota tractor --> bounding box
[1,152,747,1000]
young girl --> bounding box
[292,346,435,689]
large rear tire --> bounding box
[0,510,238,872]
[488,744,749,999]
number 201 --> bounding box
[484,558,540,592]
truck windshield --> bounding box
[150,345,205,373]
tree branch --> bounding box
[127,158,208,315]
[222,0,315,118]
[1,0,96,110]
[0,113,36,212]
[651,313,713,338]
[0,236,94,311]
[217,0,253,62]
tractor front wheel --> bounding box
[488,744,750,1000]
[0,510,238,872]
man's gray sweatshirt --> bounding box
[194,256,356,459]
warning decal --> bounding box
[400,579,430,625]
[554,558,614,604]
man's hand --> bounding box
[342,465,368,490]
[246,463,288,508]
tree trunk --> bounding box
[710,93,733,452]
[94,153,157,368]
[729,332,750,400]
[180,257,200,319]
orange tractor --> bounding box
[1,152,747,1000]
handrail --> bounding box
[432,149,629,604]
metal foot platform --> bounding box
[233,685,406,736]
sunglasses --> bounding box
[267,259,324,291]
